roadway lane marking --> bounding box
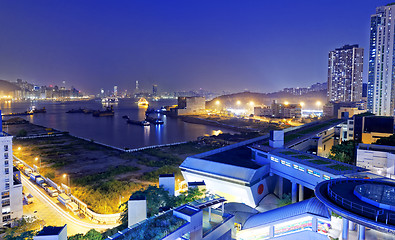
[22,174,117,229]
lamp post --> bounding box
[35,157,41,170]
[63,173,70,187]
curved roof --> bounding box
[243,197,330,230]
[180,156,268,183]
[315,179,395,234]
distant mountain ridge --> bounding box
[207,89,327,109]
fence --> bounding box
[70,134,188,153]
[327,179,394,225]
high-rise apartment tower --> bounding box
[368,4,395,116]
[327,44,364,102]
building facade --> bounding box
[357,143,395,179]
[0,132,22,225]
[368,4,395,116]
[327,44,364,103]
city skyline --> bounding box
[0,0,394,95]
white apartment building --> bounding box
[328,44,364,102]
[0,125,22,225]
[368,4,395,116]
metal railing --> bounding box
[327,179,394,225]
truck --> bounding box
[35,177,45,185]
[66,202,79,215]
[57,193,71,206]
[24,168,32,176]
[46,187,58,197]
[30,172,40,182]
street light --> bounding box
[215,100,220,106]
[316,101,322,108]
[63,173,70,187]
[35,157,41,171]
[249,101,254,106]
[17,147,21,151]
[284,101,289,106]
[236,100,241,105]
[300,102,305,107]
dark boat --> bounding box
[66,108,85,113]
[83,109,94,114]
[2,112,33,117]
[127,119,150,126]
[32,107,46,113]
[146,116,164,125]
[122,115,129,119]
[92,106,114,117]
[145,107,156,114]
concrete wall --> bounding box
[159,176,175,196]
[128,199,147,227]
[181,170,266,207]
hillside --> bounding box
[207,90,327,109]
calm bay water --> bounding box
[0,99,235,149]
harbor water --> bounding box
[0,99,236,149]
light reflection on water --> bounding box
[0,99,236,149]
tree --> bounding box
[68,229,102,240]
[128,186,177,218]
[84,229,102,240]
[16,129,27,137]
[277,193,291,207]
[3,216,45,240]
[329,141,356,165]
[68,234,84,240]
[374,134,395,146]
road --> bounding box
[22,174,118,236]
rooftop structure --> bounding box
[357,143,395,178]
[33,225,67,240]
[315,179,395,236]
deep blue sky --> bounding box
[0,1,393,94]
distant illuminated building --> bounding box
[114,86,118,97]
[153,84,158,96]
[327,44,364,102]
[135,81,139,91]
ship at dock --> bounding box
[102,97,118,104]
[137,97,149,107]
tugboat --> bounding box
[83,109,94,114]
[32,107,46,113]
[127,119,150,126]
[146,116,164,125]
[92,106,114,117]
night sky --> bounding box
[0,1,392,94]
